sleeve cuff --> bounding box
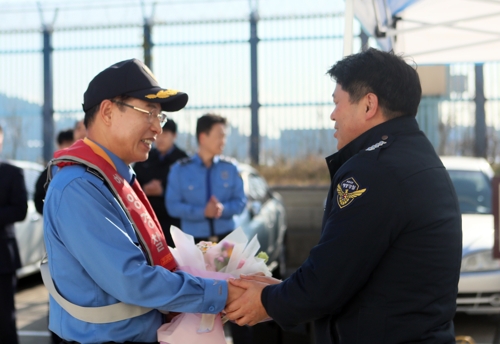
[261,284,270,311]
[200,279,228,313]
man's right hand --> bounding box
[142,179,163,196]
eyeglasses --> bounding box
[111,100,168,127]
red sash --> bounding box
[51,138,177,271]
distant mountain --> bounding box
[0,93,41,117]
[0,94,42,162]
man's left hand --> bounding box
[224,278,270,326]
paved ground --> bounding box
[16,274,51,344]
[15,273,500,344]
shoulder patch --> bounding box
[336,177,366,208]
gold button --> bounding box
[382,135,388,140]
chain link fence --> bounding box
[1,0,500,164]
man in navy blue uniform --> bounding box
[225,48,462,344]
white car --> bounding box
[441,156,500,314]
[10,160,45,278]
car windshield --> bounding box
[448,170,492,214]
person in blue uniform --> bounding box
[166,113,250,343]
[225,48,462,344]
[43,59,243,344]
[166,114,246,243]
[134,119,188,247]
[0,125,28,344]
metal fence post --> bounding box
[142,1,156,69]
[360,29,369,51]
[474,63,486,158]
[250,10,260,165]
[42,24,54,163]
[143,18,153,69]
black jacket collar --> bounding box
[325,116,420,179]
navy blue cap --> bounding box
[83,59,188,112]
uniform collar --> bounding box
[325,116,420,179]
[91,140,136,184]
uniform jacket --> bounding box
[261,116,462,344]
[0,161,28,274]
[134,145,188,232]
[166,154,247,238]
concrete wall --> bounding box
[271,185,329,271]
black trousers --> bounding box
[0,273,19,344]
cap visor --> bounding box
[127,88,188,112]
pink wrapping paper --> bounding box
[157,226,271,344]
[157,313,226,344]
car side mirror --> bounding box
[249,200,262,217]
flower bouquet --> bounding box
[157,226,271,344]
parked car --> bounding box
[10,160,45,278]
[235,163,288,278]
[440,156,499,314]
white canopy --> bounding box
[349,0,500,64]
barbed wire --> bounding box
[1,0,252,14]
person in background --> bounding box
[166,113,250,343]
[225,48,462,344]
[34,129,75,215]
[42,59,243,343]
[0,124,28,344]
[134,118,187,247]
[73,119,86,141]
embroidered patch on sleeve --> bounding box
[336,177,367,208]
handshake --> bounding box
[224,274,282,326]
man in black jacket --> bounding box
[134,118,187,246]
[0,124,28,344]
[225,49,462,344]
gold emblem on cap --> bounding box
[145,89,179,99]
[142,65,158,83]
